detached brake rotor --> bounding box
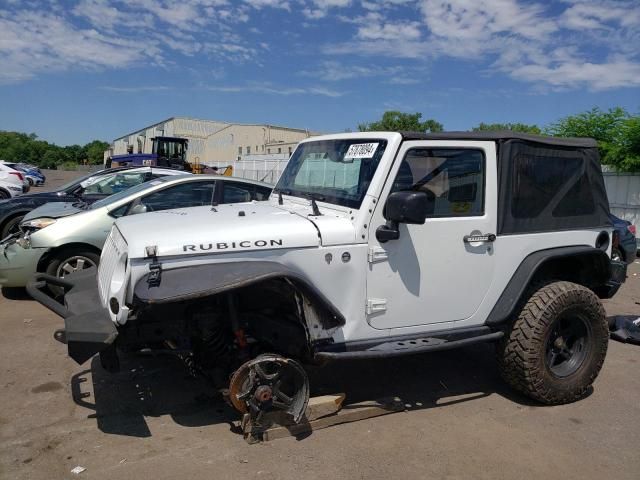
[228,354,309,424]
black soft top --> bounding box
[400,131,598,148]
[398,130,609,235]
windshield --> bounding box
[59,170,107,192]
[90,177,172,210]
[274,139,387,209]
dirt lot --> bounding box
[1,170,639,480]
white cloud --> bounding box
[509,58,640,91]
[204,82,345,97]
[303,0,352,19]
[1,0,639,93]
[0,0,265,83]
[299,60,405,81]
[321,0,640,91]
[244,0,291,10]
[100,85,171,92]
[0,10,157,84]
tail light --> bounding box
[628,224,637,237]
[9,171,24,181]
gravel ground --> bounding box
[0,170,639,480]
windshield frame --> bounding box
[274,138,388,209]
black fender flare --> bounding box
[133,261,344,328]
[485,245,611,326]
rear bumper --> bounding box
[26,268,118,365]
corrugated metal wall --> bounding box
[209,155,289,184]
[604,171,639,247]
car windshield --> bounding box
[274,139,387,209]
[90,177,174,209]
[59,170,107,192]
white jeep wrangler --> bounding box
[30,131,626,422]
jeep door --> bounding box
[366,141,497,329]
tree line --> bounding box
[359,107,640,172]
[0,131,109,169]
[1,107,638,171]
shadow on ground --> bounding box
[1,286,31,301]
[71,343,544,439]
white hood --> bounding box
[116,202,327,259]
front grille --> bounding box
[98,226,127,304]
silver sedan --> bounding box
[0,175,272,288]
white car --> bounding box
[0,162,26,199]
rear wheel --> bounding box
[45,248,100,295]
[27,178,34,187]
[497,281,608,405]
[0,190,9,200]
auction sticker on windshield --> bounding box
[345,143,379,159]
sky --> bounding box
[0,0,639,146]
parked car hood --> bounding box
[115,202,326,259]
[22,201,85,221]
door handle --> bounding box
[463,233,496,243]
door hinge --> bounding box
[147,261,163,287]
[366,298,387,315]
[368,246,388,263]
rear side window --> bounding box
[222,182,269,203]
[223,183,253,203]
[391,148,485,217]
[511,155,595,219]
[140,181,216,211]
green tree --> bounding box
[0,130,110,169]
[358,111,443,133]
[85,140,110,164]
[473,122,541,134]
[545,107,639,171]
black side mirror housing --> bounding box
[384,191,431,224]
[376,191,433,243]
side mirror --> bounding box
[384,191,432,224]
[129,204,148,215]
[376,191,433,243]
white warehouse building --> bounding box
[105,117,319,183]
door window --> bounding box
[391,149,485,217]
[138,181,216,212]
[222,183,258,203]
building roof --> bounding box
[113,117,316,142]
[400,131,598,148]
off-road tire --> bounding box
[497,281,608,405]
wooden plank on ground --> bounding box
[243,396,404,443]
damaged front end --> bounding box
[28,260,343,424]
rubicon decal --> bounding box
[183,239,284,252]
